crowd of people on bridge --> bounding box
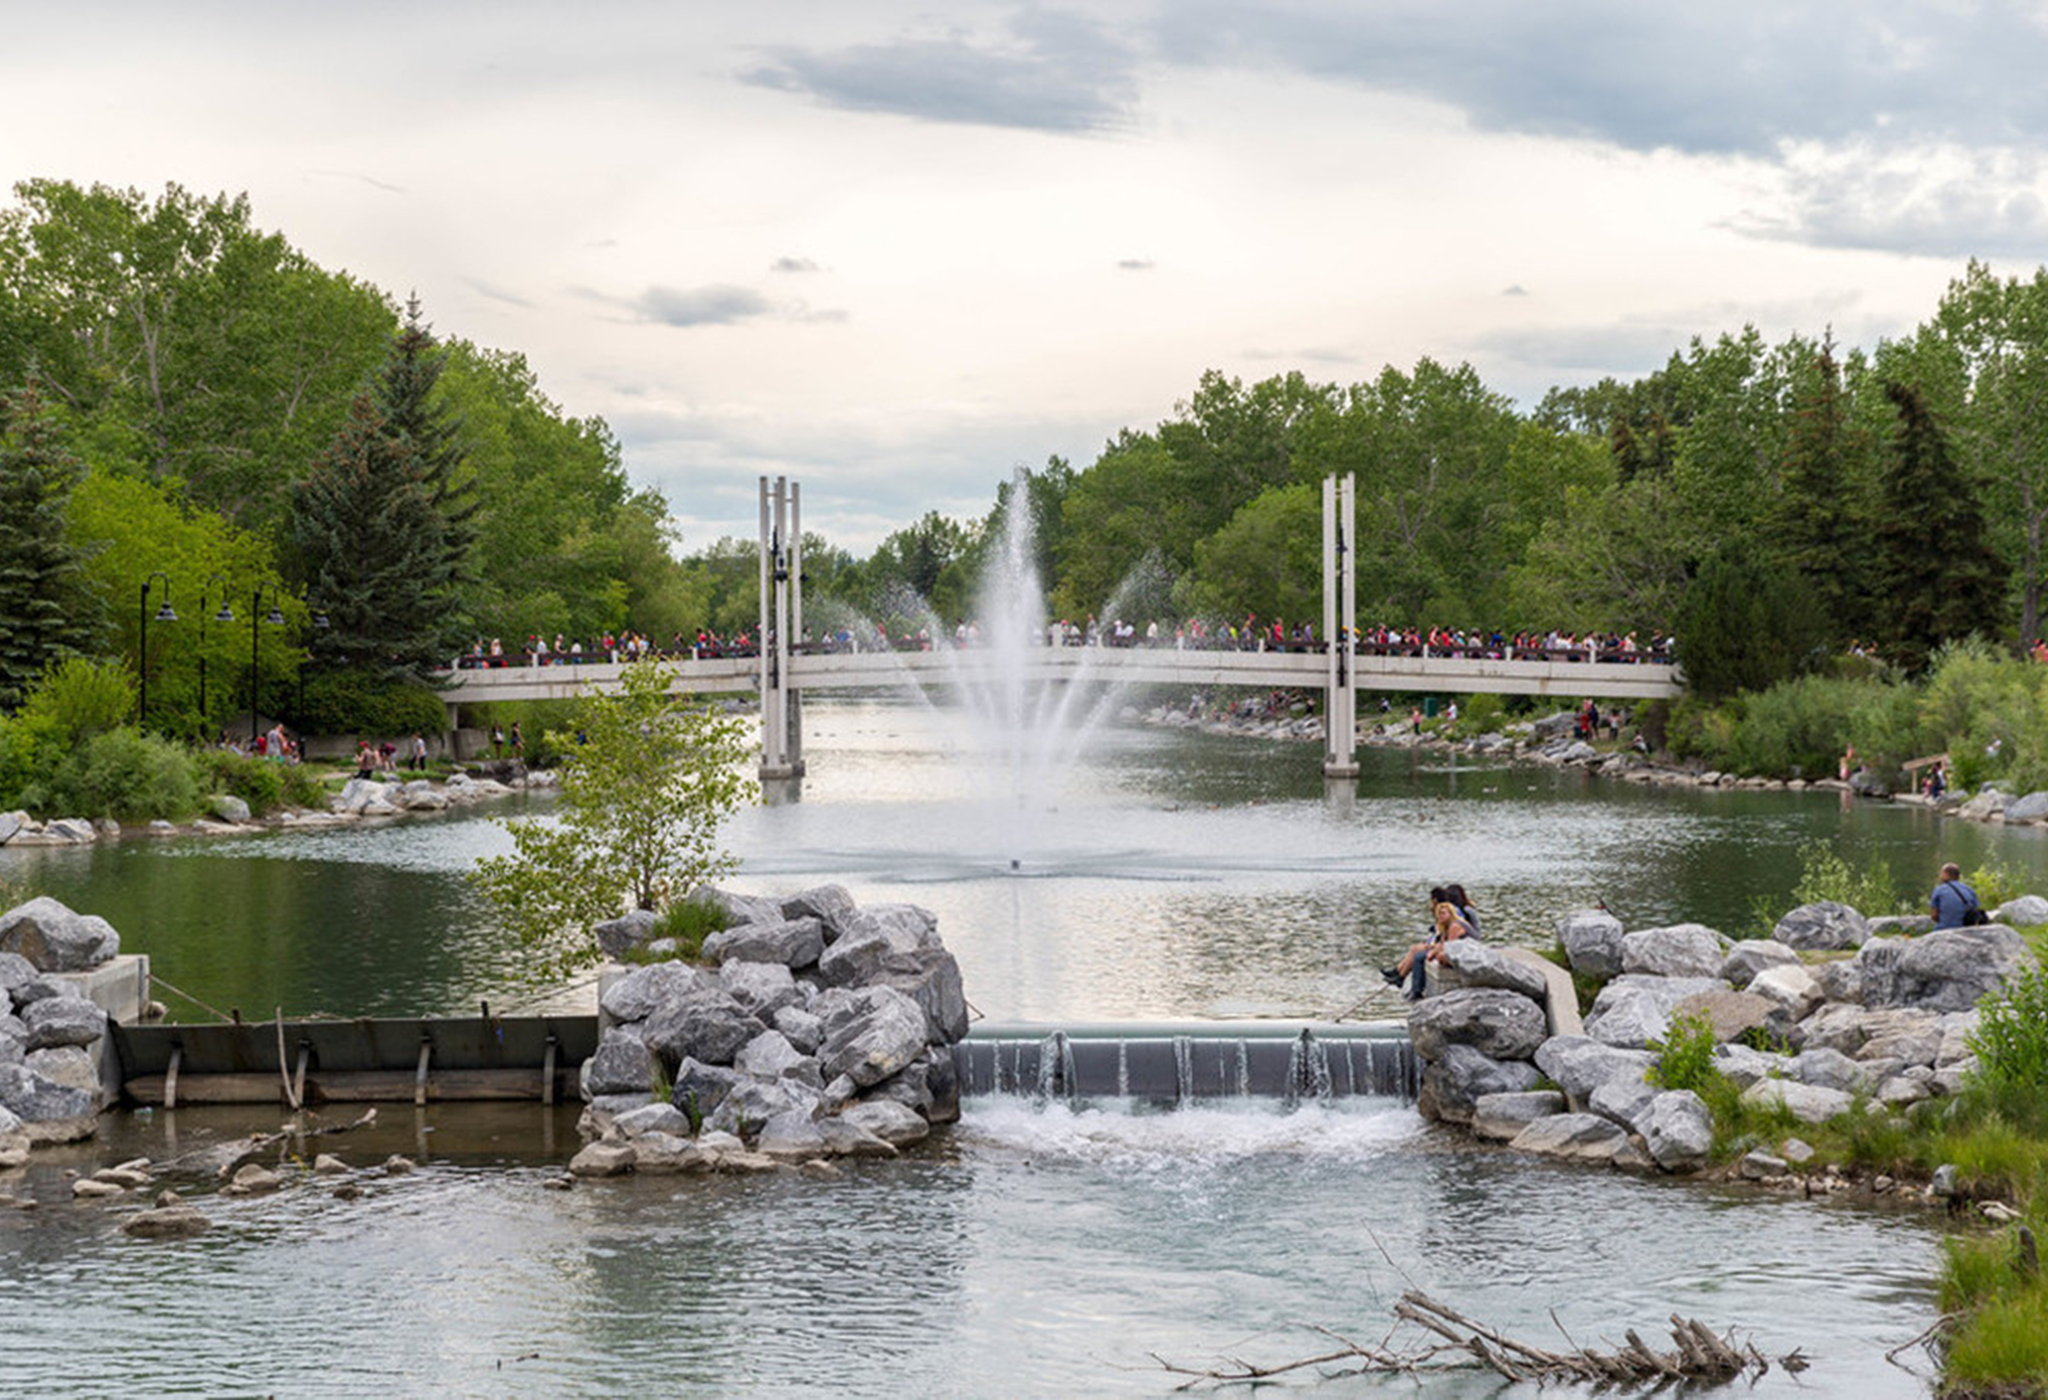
[451,616,1677,670]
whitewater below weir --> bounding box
[2,1096,1942,1397]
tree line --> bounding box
[4,178,2045,746]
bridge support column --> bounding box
[758,476,806,782]
[1322,472,1358,779]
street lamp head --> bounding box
[154,600,179,623]
[312,610,331,631]
[265,605,286,627]
[213,602,235,623]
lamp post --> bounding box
[138,572,177,730]
[299,606,331,720]
[249,584,285,746]
[198,573,233,733]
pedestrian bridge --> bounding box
[429,645,1681,707]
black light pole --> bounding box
[299,606,331,719]
[249,584,285,746]
[138,572,177,730]
[198,572,232,732]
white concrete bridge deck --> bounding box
[429,646,1681,707]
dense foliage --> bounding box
[469,663,755,979]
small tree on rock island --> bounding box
[470,662,755,980]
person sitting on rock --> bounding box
[1383,892,1476,1000]
[1930,862,1985,929]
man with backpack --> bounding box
[1930,862,1989,928]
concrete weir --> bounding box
[957,1021,1416,1103]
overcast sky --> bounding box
[8,2,2048,552]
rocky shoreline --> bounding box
[0,762,555,850]
[1407,896,2045,1201]
[1142,700,2043,823]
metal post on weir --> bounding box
[1321,472,1358,779]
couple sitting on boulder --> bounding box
[1383,884,1480,1001]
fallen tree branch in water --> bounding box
[1151,1290,1803,1388]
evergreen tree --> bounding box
[374,295,476,594]
[1871,380,2007,671]
[1673,541,1826,700]
[1772,341,1862,639]
[0,377,101,709]
[290,392,451,677]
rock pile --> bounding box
[0,897,116,1156]
[1412,901,2043,1176]
[570,884,969,1177]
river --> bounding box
[4,696,2036,1395]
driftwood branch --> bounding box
[1154,1289,1803,1389]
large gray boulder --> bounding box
[640,986,765,1070]
[1418,1044,1540,1124]
[1671,988,1786,1045]
[780,884,858,936]
[24,1045,97,1096]
[582,1032,655,1097]
[0,950,37,1003]
[1407,989,1547,1063]
[1534,1036,1657,1108]
[702,917,826,970]
[1642,1090,1715,1171]
[1993,894,2048,927]
[0,812,21,846]
[844,903,940,951]
[707,1075,822,1138]
[1773,901,1870,952]
[773,1006,826,1055]
[0,898,118,972]
[1855,927,2036,1012]
[1470,1090,1567,1142]
[1620,924,1727,978]
[815,929,896,989]
[1434,940,1549,1001]
[1746,963,1822,1020]
[1587,1075,1659,1133]
[1508,1112,1631,1163]
[1583,975,1723,1050]
[840,1098,931,1146]
[1742,1078,1854,1124]
[2000,792,2048,825]
[869,947,970,1045]
[669,1058,747,1119]
[718,960,803,1021]
[1712,1042,1794,1089]
[0,1062,95,1127]
[594,909,661,961]
[599,961,698,1025]
[734,1029,824,1088]
[1720,939,1799,989]
[209,793,252,824]
[1792,1046,1875,1094]
[815,985,931,1088]
[23,994,107,1051]
[755,1109,831,1162]
[1556,909,1625,977]
[685,886,787,929]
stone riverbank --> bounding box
[1408,895,2046,1197]
[0,762,555,849]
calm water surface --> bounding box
[3,696,2029,1395]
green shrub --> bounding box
[1970,964,2048,1128]
[18,656,136,743]
[299,671,450,737]
[40,728,201,822]
[1722,672,1890,779]
[1939,1272,2048,1392]
[654,898,731,962]
[1969,858,2031,914]
[1647,1010,1719,1093]
[1790,839,1901,916]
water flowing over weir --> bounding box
[955,1021,1416,1104]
